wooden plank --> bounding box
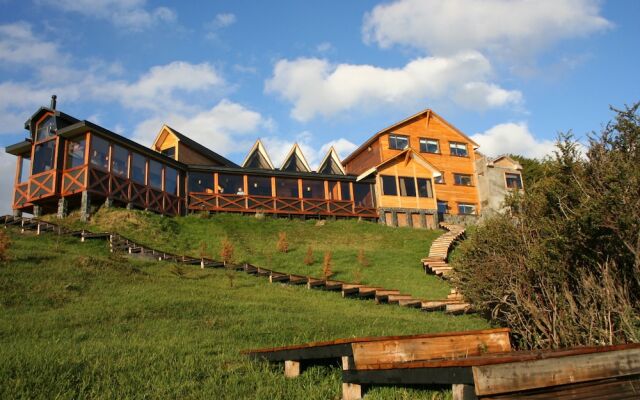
[472,347,640,397]
[343,366,474,386]
[307,278,326,289]
[284,360,301,378]
[288,275,307,285]
[324,280,344,291]
[269,273,289,283]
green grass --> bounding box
[49,208,452,300]
[1,229,490,399]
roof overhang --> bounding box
[356,149,442,181]
[5,140,32,155]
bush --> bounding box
[303,245,314,266]
[452,103,640,349]
[322,251,333,279]
[276,232,289,253]
[220,238,234,265]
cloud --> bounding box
[38,0,176,31]
[0,22,63,65]
[363,0,611,57]
[131,99,267,156]
[316,42,334,53]
[205,13,236,40]
[260,134,358,170]
[471,122,555,158]
[265,51,521,121]
[0,151,16,215]
[320,138,357,160]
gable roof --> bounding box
[317,146,346,175]
[342,108,480,165]
[356,148,442,181]
[153,125,238,167]
[489,155,523,170]
[280,143,311,172]
[242,139,275,169]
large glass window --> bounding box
[90,136,110,170]
[32,141,56,175]
[419,138,439,153]
[381,175,397,196]
[161,147,175,159]
[417,178,433,198]
[458,203,476,215]
[389,134,409,150]
[35,116,56,142]
[340,182,351,201]
[454,173,473,186]
[149,160,163,189]
[505,173,523,189]
[188,173,214,193]
[18,155,31,183]
[354,183,374,207]
[65,137,86,169]
[398,176,416,197]
[276,178,299,198]
[165,167,178,195]
[449,142,468,157]
[111,145,128,177]
[218,174,244,195]
[131,153,146,184]
[248,176,272,196]
[303,180,325,199]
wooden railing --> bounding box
[13,182,29,208]
[188,192,377,218]
[28,170,57,200]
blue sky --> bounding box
[0,0,639,212]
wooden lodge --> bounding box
[6,97,522,225]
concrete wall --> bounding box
[378,207,438,229]
[475,155,523,217]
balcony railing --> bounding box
[188,192,377,218]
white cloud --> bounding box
[0,22,63,65]
[209,13,236,29]
[320,138,357,160]
[0,151,16,215]
[316,42,334,53]
[471,122,555,158]
[265,51,521,121]
[38,0,176,31]
[261,134,357,170]
[131,99,266,155]
[363,0,611,57]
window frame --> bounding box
[416,178,433,198]
[64,136,87,170]
[434,174,445,184]
[453,173,473,187]
[130,153,147,185]
[110,144,129,178]
[89,135,111,171]
[148,159,163,190]
[505,172,523,189]
[248,175,273,197]
[398,176,417,197]
[217,173,245,195]
[34,115,56,144]
[457,203,477,215]
[449,141,469,157]
[380,175,398,196]
[419,138,440,154]
[388,133,409,150]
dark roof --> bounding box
[58,120,186,170]
[24,107,79,131]
[188,165,375,182]
[164,126,239,168]
[5,140,32,155]
[244,150,273,169]
[318,157,344,175]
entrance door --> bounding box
[437,200,448,222]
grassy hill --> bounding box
[1,211,490,399]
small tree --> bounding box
[220,238,234,266]
[322,251,333,279]
[0,230,10,262]
[357,249,370,268]
[303,245,314,266]
[276,231,289,253]
[353,265,363,284]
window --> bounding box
[437,200,448,214]
[18,155,31,183]
[505,173,523,189]
[161,147,175,159]
[65,137,86,169]
[398,176,416,197]
[354,183,374,207]
[165,167,178,195]
[303,180,325,199]
[417,178,433,198]
[449,142,468,157]
[35,116,56,142]
[248,176,272,196]
[131,153,146,184]
[458,203,476,215]
[90,136,110,170]
[434,174,444,184]
[276,178,299,198]
[149,160,163,189]
[218,174,244,195]
[389,134,409,150]
[188,173,213,193]
[340,182,351,201]
[381,175,397,196]
[419,138,439,153]
[454,173,473,186]
[111,145,128,177]
[32,141,56,175]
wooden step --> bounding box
[445,303,473,315]
[288,275,307,285]
[307,278,326,289]
[256,268,272,277]
[324,280,344,291]
[374,290,401,303]
[341,284,364,296]
[398,299,422,307]
[269,273,289,283]
[421,300,461,312]
[357,287,383,298]
[447,293,465,301]
[387,294,415,304]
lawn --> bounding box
[0,228,490,399]
[49,208,452,300]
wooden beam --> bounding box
[284,360,301,378]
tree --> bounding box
[303,245,314,266]
[276,232,289,253]
[322,251,333,279]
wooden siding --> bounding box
[344,140,381,175]
[177,142,225,166]
[375,155,437,210]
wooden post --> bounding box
[452,384,477,400]
[57,197,68,218]
[80,191,91,222]
[342,356,364,400]
[284,360,301,378]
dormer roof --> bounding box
[151,125,238,167]
[280,143,311,172]
[356,148,442,181]
[242,139,275,170]
[317,146,346,175]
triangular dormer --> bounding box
[242,139,275,169]
[280,143,311,172]
[317,147,345,175]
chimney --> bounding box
[50,94,57,110]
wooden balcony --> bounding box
[188,193,378,218]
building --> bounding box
[6,97,520,226]
[475,153,524,216]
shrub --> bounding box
[220,238,234,266]
[303,245,314,266]
[322,251,333,279]
[276,232,289,253]
[452,103,640,349]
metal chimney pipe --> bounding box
[50,94,57,110]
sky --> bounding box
[0,0,638,214]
